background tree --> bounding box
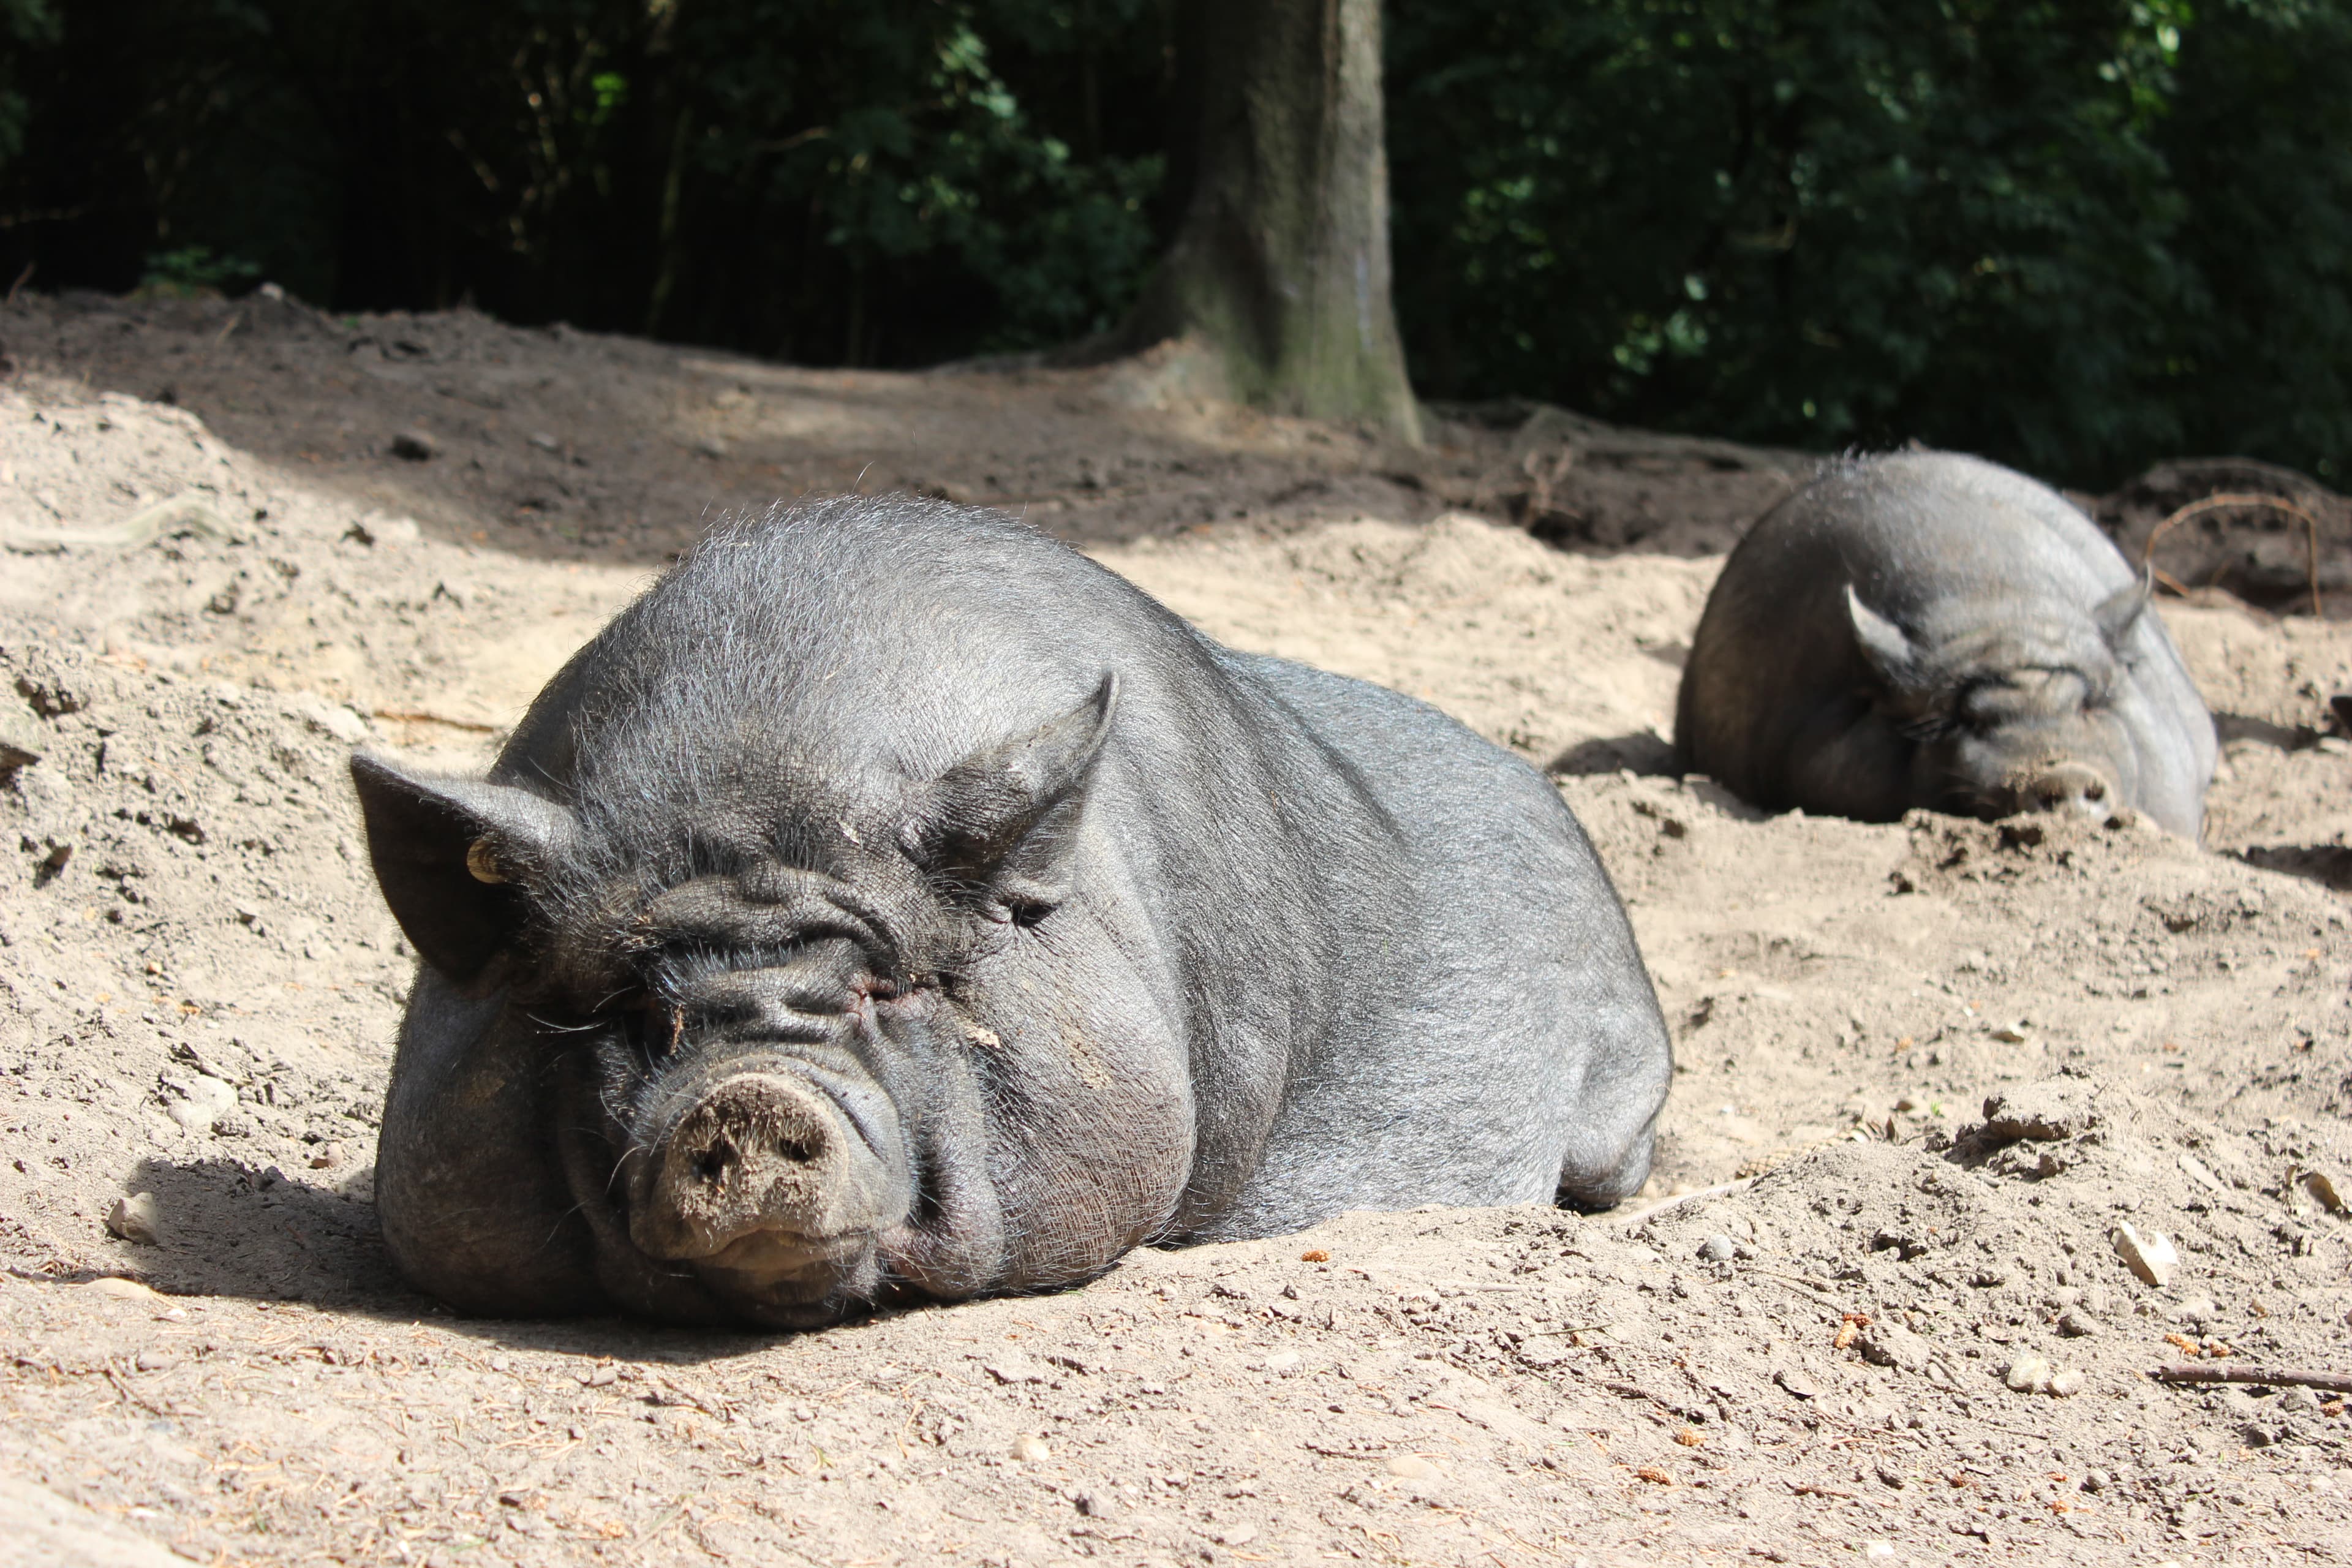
[1118,0,1420,443]
[1,0,2348,488]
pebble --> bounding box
[2111,1221,2179,1287]
[986,1354,1047,1385]
[2057,1307,2100,1337]
[1009,1434,1051,1462]
[159,1070,238,1135]
[1863,1544,1896,1561]
[2081,1469,2110,1493]
[2048,1368,2084,1397]
[105,1191,162,1245]
[1212,1525,1258,1546]
[83,1276,163,1303]
[1262,1351,1302,1374]
[2280,1385,2322,1414]
[1383,1455,1441,1480]
[2003,1354,2052,1393]
[388,429,439,461]
[1697,1234,1737,1262]
[1980,1079,2095,1140]
[1856,1322,1931,1373]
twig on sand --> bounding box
[369,709,503,734]
[1608,1177,1756,1227]
[2150,1363,2352,1395]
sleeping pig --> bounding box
[1676,451,2215,837]
[352,496,1673,1327]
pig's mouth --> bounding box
[687,1227,891,1327]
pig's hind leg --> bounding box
[375,968,603,1316]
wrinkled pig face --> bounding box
[354,676,1120,1327]
[1846,578,2153,824]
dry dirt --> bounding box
[2,290,2350,1568]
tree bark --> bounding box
[1123,0,1420,444]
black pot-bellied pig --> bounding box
[1676,451,2215,837]
[352,497,1672,1328]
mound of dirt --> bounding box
[3,314,2351,1566]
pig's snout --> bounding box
[2013,760,2113,819]
[630,1073,882,1262]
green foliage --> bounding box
[1390,0,2352,484]
[4,0,2349,485]
[2,0,1167,361]
[0,0,58,170]
[136,245,262,298]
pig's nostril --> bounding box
[2084,780,2106,802]
[691,1140,737,1185]
[776,1136,816,1164]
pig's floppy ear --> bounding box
[900,673,1120,922]
[2093,564,2154,649]
[350,754,581,984]
[1846,585,1923,690]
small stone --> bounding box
[2111,1221,2179,1287]
[1070,1488,1114,1518]
[986,1355,1047,1385]
[2057,1308,2100,1338]
[527,431,562,453]
[2047,1368,2085,1397]
[693,436,728,459]
[1875,1464,1904,1488]
[158,1069,238,1135]
[2279,1385,2321,1414]
[2081,1469,2110,1493]
[1213,1525,1258,1546]
[1697,1234,1737,1263]
[1009,1434,1050,1462]
[2177,1153,2225,1193]
[2174,1295,2217,1329]
[1856,1322,1931,1373]
[1980,1080,2098,1142]
[1864,1543,1896,1560]
[1774,1367,1821,1400]
[105,1192,162,1245]
[2003,1354,2052,1393]
[1383,1455,1441,1480]
[1262,1351,1302,1374]
[388,429,438,461]
[83,1276,162,1303]
[309,1142,342,1170]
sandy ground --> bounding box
[2,292,2350,1567]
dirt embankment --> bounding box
[1,292,2350,1567]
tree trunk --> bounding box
[1123,0,1420,444]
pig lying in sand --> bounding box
[353,497,1673,1327]
[1677,451,2215,839]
